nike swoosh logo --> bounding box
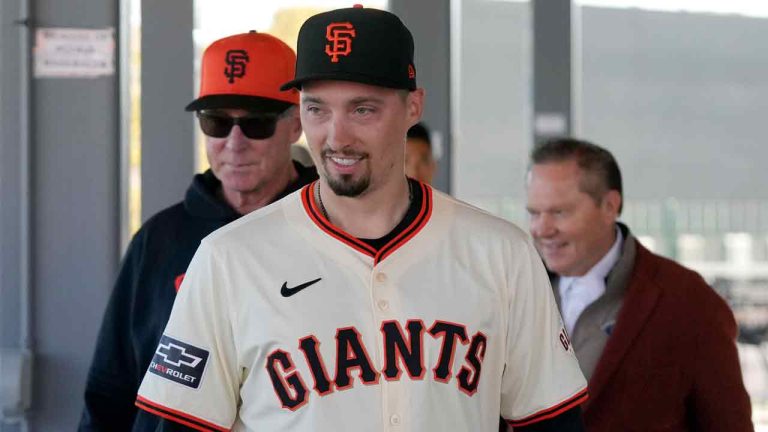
[281,278,322,298]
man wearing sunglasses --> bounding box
[79,31,317,432]
[135,6,586,432]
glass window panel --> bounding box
[451,0,531,226]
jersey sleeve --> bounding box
[136,240,239,431]
[500,237,588,428]
[513,405,585,432]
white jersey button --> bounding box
[377,300,390,311]
[375,272,388,283]
[390,414,401,425]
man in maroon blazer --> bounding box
[524,137,753,431]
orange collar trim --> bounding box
[300,181,433,265]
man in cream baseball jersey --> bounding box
[137,6,587,431]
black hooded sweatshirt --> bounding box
[79,163,317,432]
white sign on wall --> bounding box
[34,28,115,78]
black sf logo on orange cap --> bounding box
[224,49,249,83]
[325,22,356,63]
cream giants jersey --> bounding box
[136,182,587,432]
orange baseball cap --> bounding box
[185,31,299,112]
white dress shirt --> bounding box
[559,227,623,336]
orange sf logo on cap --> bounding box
[325,22,356,63]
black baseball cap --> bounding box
[280,5,417,91]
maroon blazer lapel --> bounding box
[585,243,661,407]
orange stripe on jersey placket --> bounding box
[505,387,589,428]
[301,183,377,258]
[136,396,230,432]
[375,182,433,264]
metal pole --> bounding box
[19,0,33,427]
[532,0,573,144]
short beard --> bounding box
[321,148,370,197]
[326,173,370,197]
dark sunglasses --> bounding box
[196,111,285,140]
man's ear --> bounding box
[286,107,302,144]
[406,88,425,126]
[602,190,622,218]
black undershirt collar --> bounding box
[358,178,423,251]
